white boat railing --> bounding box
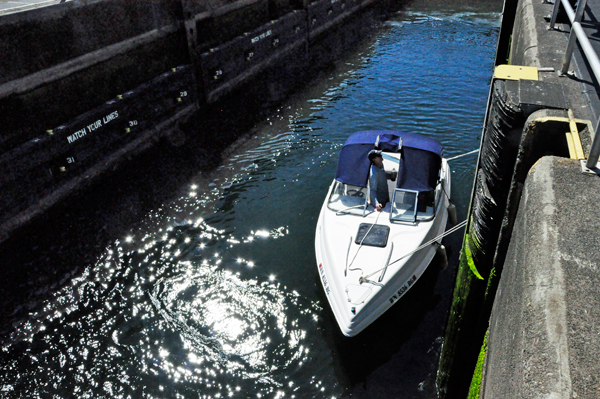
[550,0,600,169]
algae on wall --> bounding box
[436,230,489,398]
[468,330,489,399]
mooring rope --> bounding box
[359,219,468,284]
[446,148,479,161]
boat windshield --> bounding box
[327,181,367,215]
[391,189,436,222]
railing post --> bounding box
[549,0,563,29]
[551,0,576,28]
[586,118,600,169]
[561,0,588,74]
[548,0,600,170]
[573,0,587,20]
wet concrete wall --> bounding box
[0,0,194,243]
[0,0,382,243]
[0,1,188,152]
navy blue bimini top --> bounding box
[334,130,443,192]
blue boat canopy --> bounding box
[334,131,443,191]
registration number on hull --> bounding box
[318,263,331,295]
[388,275,417,304]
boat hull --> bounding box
[315,159,451,337]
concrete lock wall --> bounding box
[0,0,381,243]
[480,155,600,399]
[0,0,186,152]
[438,0,600,396]
[0,0,194,243]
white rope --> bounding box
[347,210,382,273]
[359,219,468,283]
[446,148,479,161]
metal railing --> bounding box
[550,0,600,169]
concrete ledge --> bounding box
[510,0,540,67]
[0,0,68,17]
[482,156,600,398]
[0,25,180,98]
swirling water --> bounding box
[0,3,501,398]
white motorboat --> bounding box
[315,130,451,337]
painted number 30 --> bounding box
[129,120,138,127]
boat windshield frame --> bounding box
[390,188,437,223]
[327,181,368,215]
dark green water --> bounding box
[0,2,501,398]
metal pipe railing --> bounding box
[550,0,600,169]
[559,0,589,74]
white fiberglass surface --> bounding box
[320,205,431,293]
[317,161,451,336]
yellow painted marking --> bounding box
[568,109,585,159]
[494,64,539,81]
[565,132,577,159]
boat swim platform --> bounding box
[439,0,600,397]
